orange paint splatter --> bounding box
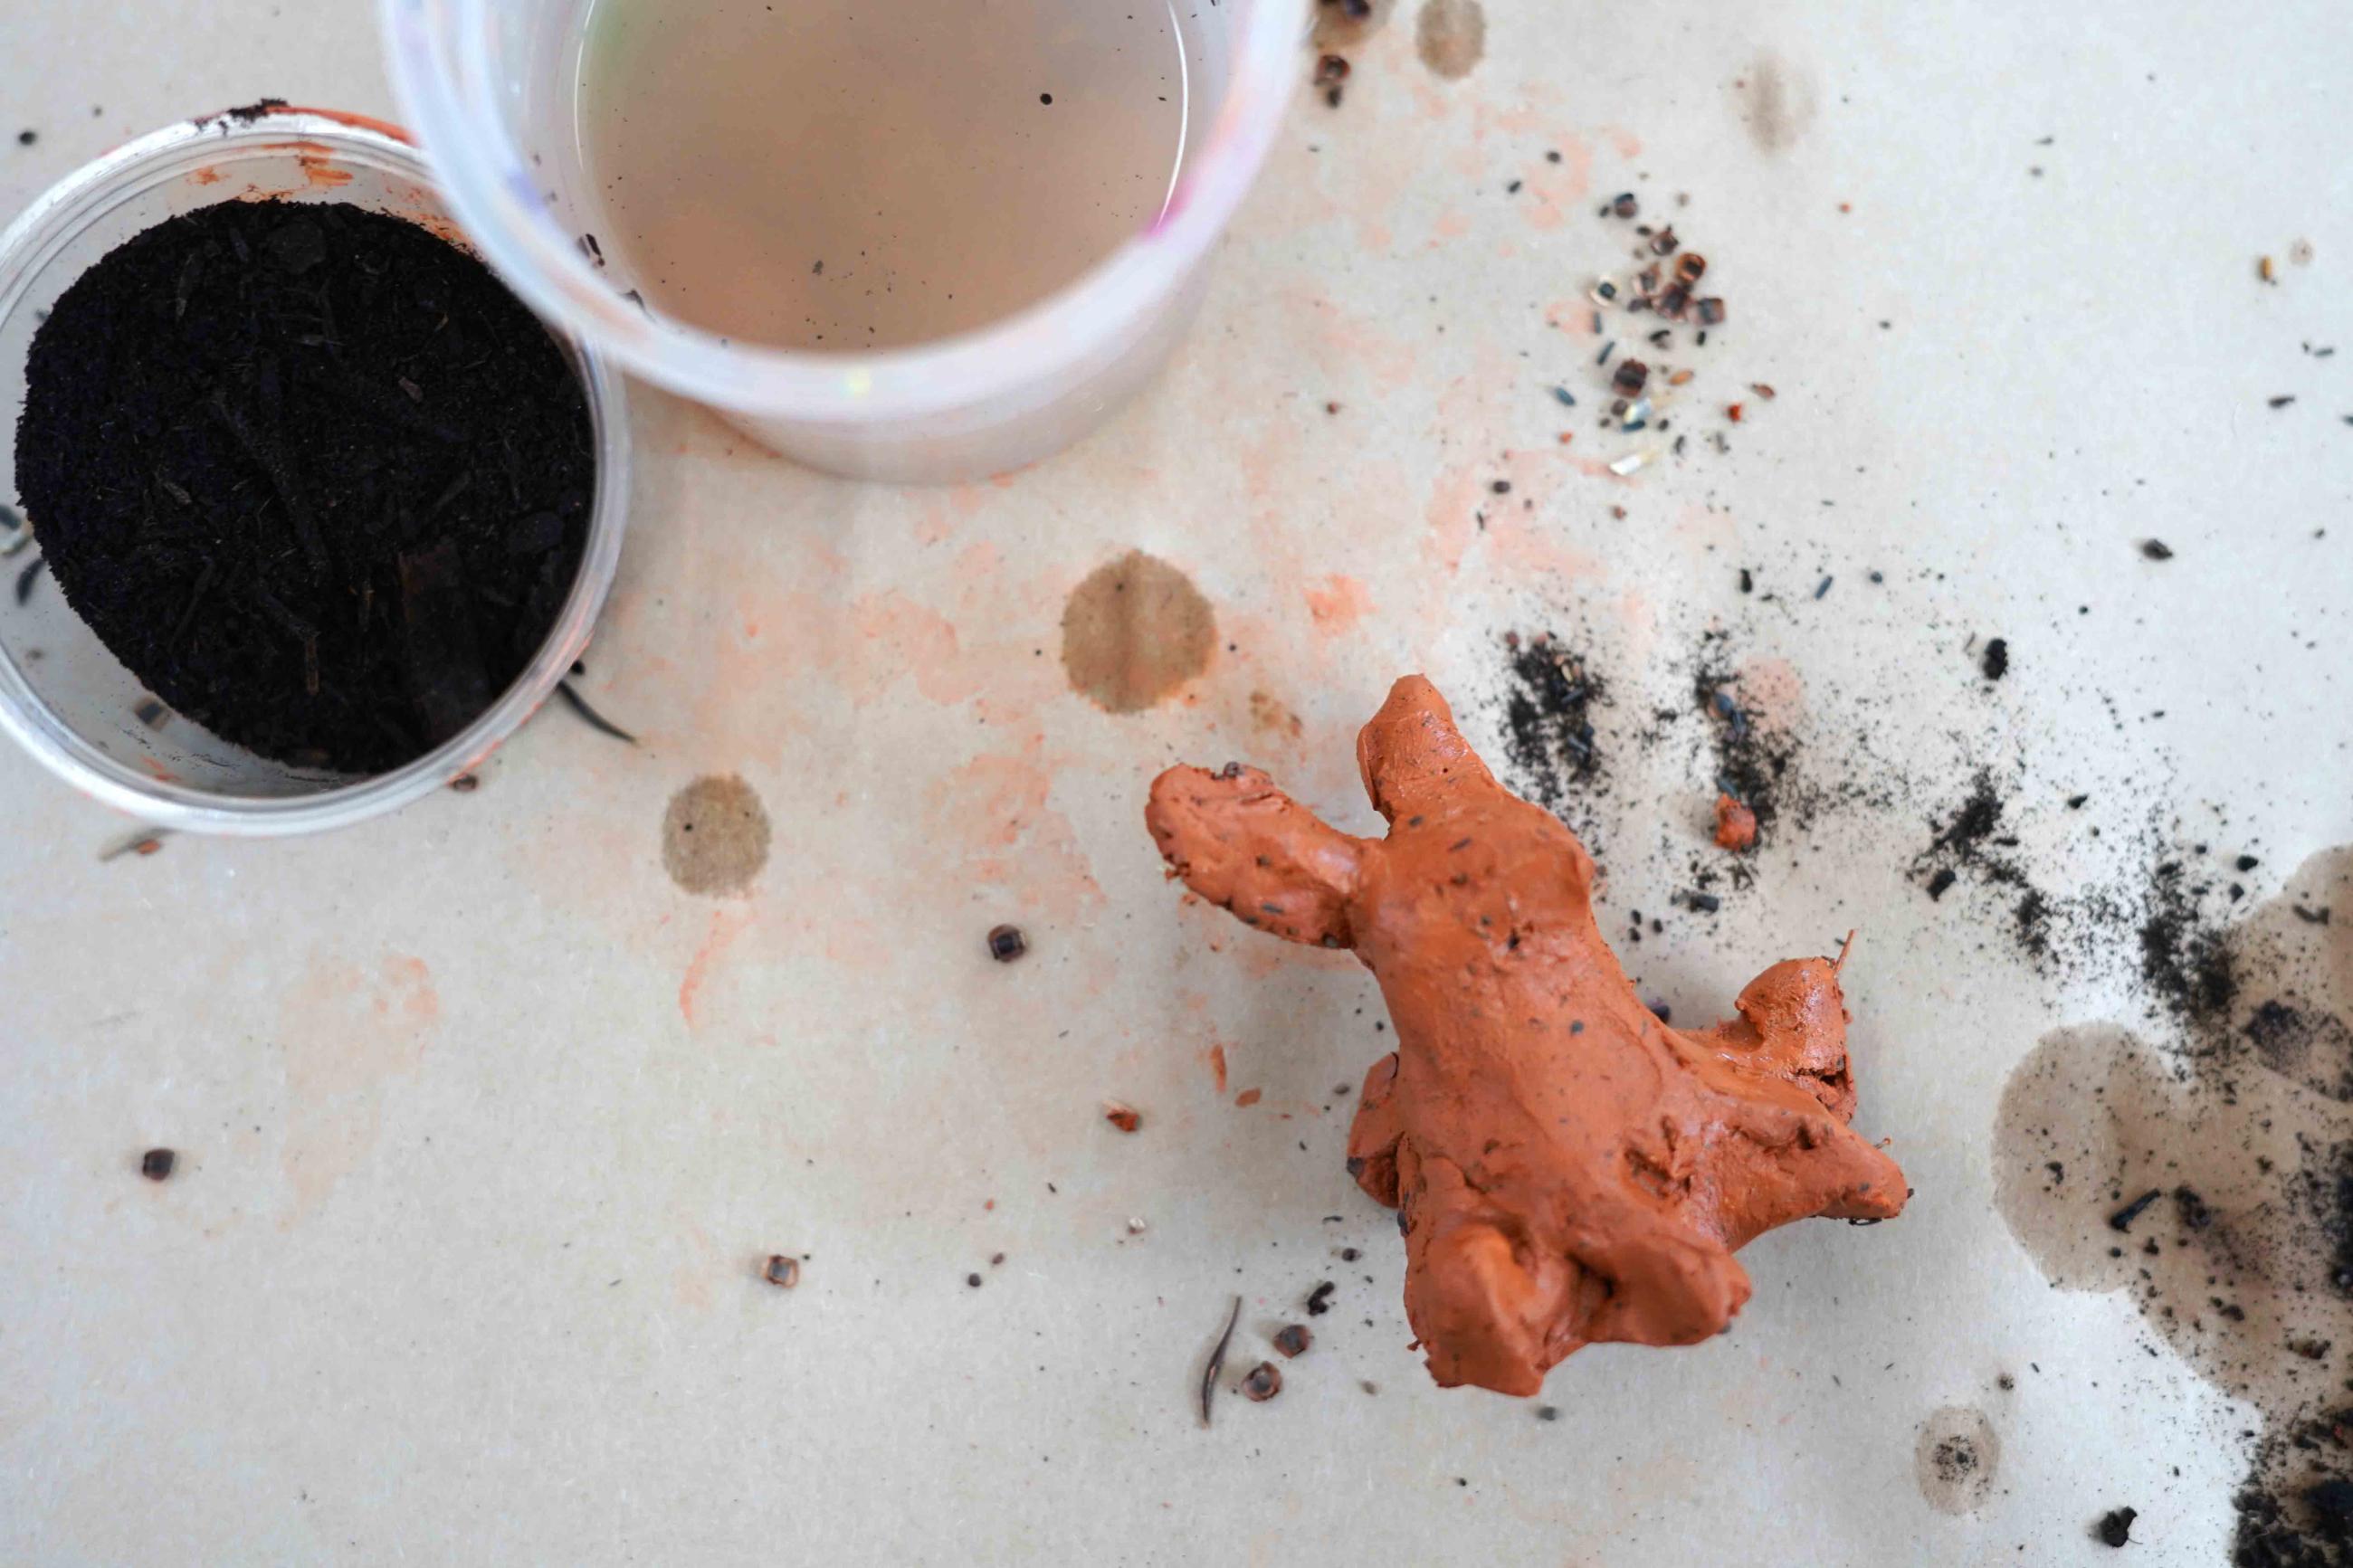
[1235,1088,1262,1108]
[850,589,978,706]
[922,734,1103,923]
[1304,575,1373,636]
[678,906,757,1026]
[188,166,223,186]
[1207,1041,1229,1094]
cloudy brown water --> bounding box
[576,0,1190,351]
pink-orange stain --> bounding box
[1732,654,1806,734]
[848,589,979,707]
[189,166,224,185]
[1234,1088,1262,1108]
[1519,137,1594,231]
[1430,208,1472,242]
[298,157,353,188]
[1614,588,1662,667]
[276,953,440,1224]
[1421,453,1488,583]
[1295,290,1421,394]
[912,498,957,547]
[1207,1041,1229,1095]
[922,734,1103,924]
[1304,575,1373,637]
[672,1221,719,1312]
[1542,298,1601,338]
[679,905,757,1027]
[1482,505,1605,584]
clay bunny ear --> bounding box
[1355,676,1499,823]
[1146,764,1373,949]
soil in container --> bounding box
[14,199,595,773]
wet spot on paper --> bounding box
[1060,550,1215,714]
[663,774,772,896]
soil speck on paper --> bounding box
[1497,632,1609,837]
[1060,551,1215,714]
[662,774,772,896]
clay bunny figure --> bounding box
[1147,676,1907,1394]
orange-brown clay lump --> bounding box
[1146,676,1907,1395]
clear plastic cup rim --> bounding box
[381,0,1310,424]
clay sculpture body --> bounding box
[1146,676,1907,1394]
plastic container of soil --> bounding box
[0,106,630,836]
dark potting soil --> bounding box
[14,199,594,773]
[1499,632,1611,830]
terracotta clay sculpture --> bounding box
[1146,676,1906,1395]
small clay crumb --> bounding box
[1103,1100,1142,1133]
[2140,538,2174,561]
[1273,1324,1312,1357]
[986,924,1028,962]
[139,1147,176,1181]
[1981,637,2009,681]
[1305,1280,1337,1316]
[762,1254,800,1288]
[1241,1362,1282,1401]
[448,773,480,793]
[1611,359,1651,397]
[1713,793,1758,853]
[2093,1506,2137,1547]
[990,1252,1005,1266]
[1610,192,1637,218]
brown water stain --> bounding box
[1913,1404,2000,1515]
[1415,0,1485,80]
[662,774,772,896]
[1736,53,1815,154]
[1060,551,1215,714]
[1249,689,1304,739]
[1991,845,2352,1544]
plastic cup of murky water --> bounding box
[0,110,631,834]
[383,0,1309,482]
